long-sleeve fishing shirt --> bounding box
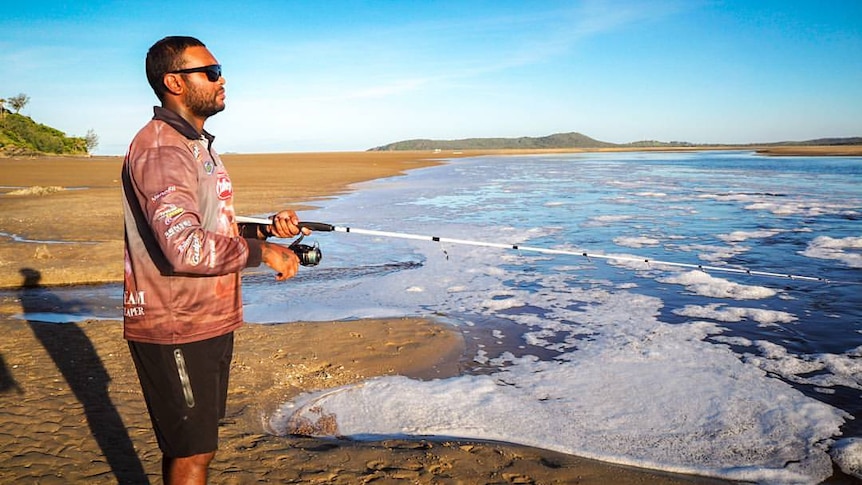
[121,106,263,344]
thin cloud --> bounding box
[272,1,692,105]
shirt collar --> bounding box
[152,106,215,147]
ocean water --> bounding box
[242,151,862,483]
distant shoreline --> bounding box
[3,143,861,161]
[752,145,862,156]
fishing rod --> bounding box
[237,216,854,284]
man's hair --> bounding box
[146,36,206,101]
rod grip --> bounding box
[298,221,335,232]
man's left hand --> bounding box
[267,210,311,238]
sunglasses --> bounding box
[169,64,222,82]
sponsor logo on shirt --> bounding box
[155,204,185,225]
[216,173,232,200]
[184,233,202,266]
[124,290,146,317]
[165,220,192,239]
[177,232,202,265]
[150,185,177,202]
[207,240,217,268]
[190,139,215,174]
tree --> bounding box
[8,93,30,114]
[84,129,99,153]
[0,98,6,118]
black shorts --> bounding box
[128,332,234,457]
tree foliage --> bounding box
[84,128,99,152]
[0,113,90,155]
[7,93,30,114]
[0,93,99,155]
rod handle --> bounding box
[298,221,335,232]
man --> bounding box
[122,36,305,484]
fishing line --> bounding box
[237,216,859,285]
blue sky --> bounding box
[2,0,860,155]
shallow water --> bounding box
[251,151,861,483]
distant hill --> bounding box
[368,132,862,151]
[767,137,862,146]
[369,132,619,151]
[0,113,89,156]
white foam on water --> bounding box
[830,438,862,479]
[718,229,785,243]
[744,342,862,391]
[744,201,857,217]
[633,191,668,197]
[583,214,635,227]
[801,236,862,268]
[271,283,847,483]
[671,243,749,263]
[613,235,662,248]
[657,271,778,300]
[263,238,851,482]
[673,303,797,326]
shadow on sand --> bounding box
[16,267,148,484]
[0,353,22,394]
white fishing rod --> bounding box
[237,216,853,284]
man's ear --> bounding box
[163,73,184,96]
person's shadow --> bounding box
[17,268,148,484]
[0,353,22,394]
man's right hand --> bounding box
[261,242,300,281]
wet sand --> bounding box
[2,147,855,483]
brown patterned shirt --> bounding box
[121,107,263,344]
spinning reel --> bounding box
[289,233,322,266]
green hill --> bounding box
[769,137,862,146]
[0,113,90,156]
[369,132,618,151]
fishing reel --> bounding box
[289,233,322,266]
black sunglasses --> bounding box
[169,64,222,82]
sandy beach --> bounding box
[1,148,857,483]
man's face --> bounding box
[178,46,226,118]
